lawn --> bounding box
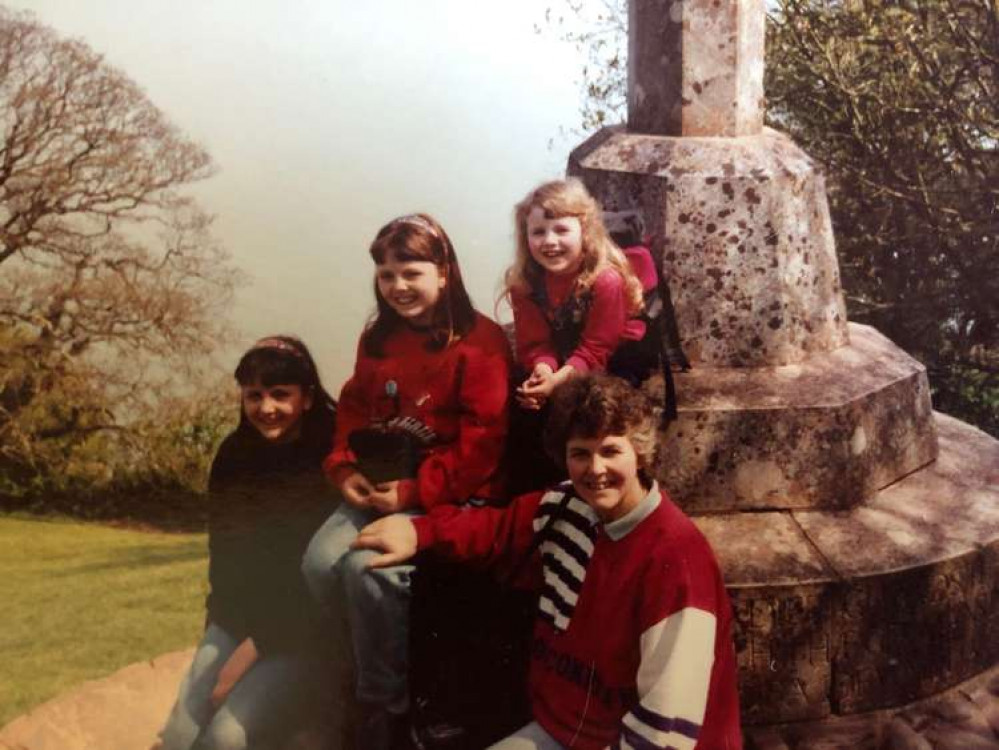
[0,514,207,727]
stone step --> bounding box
[0,649,326,750]
[655,323,938,512]
[693,413,999,723]
[743,663,999,750]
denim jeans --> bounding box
[302,502,418,714]
[487,721,565,750]
[159,624,319,750]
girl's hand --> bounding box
[340,471,377,508]
[368,479,417,514]
[210,637,258,709]
[352,515,418,568]
[518,363,579,409]
[516,363,555,410]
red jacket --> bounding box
[414,485,743,750]
[512,246,658,374]
[324,313,511,510]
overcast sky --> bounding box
[9,0,587,388]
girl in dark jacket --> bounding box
[158,335,337,750]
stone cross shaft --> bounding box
[628,0,765,136]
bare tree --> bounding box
[0,8,241,496]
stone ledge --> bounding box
[653,323,937,512]
[0,649,325,750]
[743,662,999,750]
[0,650,193,750]
[693,414,999,722]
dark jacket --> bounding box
[205,409,337,656]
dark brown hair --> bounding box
[234,335,336,456]
[363,213,477,356]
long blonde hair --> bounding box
[503,178,644,315]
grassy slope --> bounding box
[0,515,207,726]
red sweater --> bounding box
[324,313,511,510]
[512,248,658,374]
[414,485,742,750]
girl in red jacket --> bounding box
[505,178,660,408]
[504,178,661,493]
[302,213,511,749]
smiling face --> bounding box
[566,433,647,522]
[375,250,446,326]
[241,381,313,443]
[526,206,585,277]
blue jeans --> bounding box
[159,624,320,750]
[487,722,564,750]
[302,503,417,714]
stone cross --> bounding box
[628,0,765,136]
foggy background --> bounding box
[8,0,584,389]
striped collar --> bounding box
[603,482,661,541]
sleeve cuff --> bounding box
[533,356,559,372]
[325,463,356,488]
[566,356,591,374]
[413,515,436,550]
[397,479,420,510]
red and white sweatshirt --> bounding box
[324,313,512,510]
[414,484,743,750]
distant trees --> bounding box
[767,0,998,433]
[0,8,241,500]
[543,0,999,434]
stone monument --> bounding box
[567,0,999,736]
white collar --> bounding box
[603,482,661,541]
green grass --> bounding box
[0,514,207,727]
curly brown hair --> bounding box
[543,374,658,477]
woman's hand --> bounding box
[339,470,378,508]
[210,637,259,709]
[351,515,418,568]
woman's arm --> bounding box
[354,490,544,582]
[616,549,726,750]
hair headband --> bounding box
[249,337,306,359]
[392,214,440,239]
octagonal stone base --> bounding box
[647,323,938,512]
[570,126,849,368]
[693,413,999,724]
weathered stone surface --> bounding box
[886,717,934,750]
[692,414,999,723]
[0,650,326,750]
[570,127,848,367]
[743,726,792,750]
[781,712,886,749]
[649,323,937,512]
[0,650,192,750]
[628,0,765,136]
[746,664,999,749]
[693,514,836,722]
